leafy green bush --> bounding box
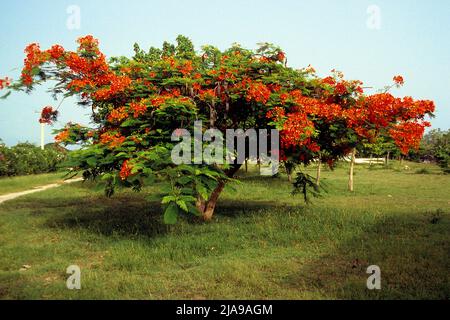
[419,129,450,174]
[0,140,67,176]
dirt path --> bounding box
[0,178,83,205]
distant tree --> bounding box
[420,129,450,173]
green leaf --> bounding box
[161,195,177,204]
[186,202,201,216]
[195,182,209,200]
[121,118,138,127]
[115,152,128,158]
[101,173,113,181]
[163,203,178,224]
[86,157,97,167]
[0,91,11,99]
[180,195,197,202]
[176,176,193,185]
[176,200,189,212]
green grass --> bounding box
[0,162,449,299]
[0,172,66,196]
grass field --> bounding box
[0,161,449,300]
[0,172,66,196]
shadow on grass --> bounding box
[39,195,169,238]
[283,212,450,299]
[215,201,303,217]
[19,191,304,238]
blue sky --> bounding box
[0,0,449,146]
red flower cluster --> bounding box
[47,45,65,60]
[77,35,100,54]
[178,60,194,76]
[321,76,336,86]
[107,106,128,123]
[21,36,131,101]
[0,77,11,90]
[334,82,348,95]
[266,107,285,122]
[393,75,405,86]
[130,101,148,118]
[99,132,126,148]
[389,121,428,154]
[276,51,286,62]
[119,160,133,180]
[280,112,316,149]
[39,106,58,125]
[55,129,70,143]
[198,89,217,101]
[290,90,342,121]
[22,43,45,85]
[343,92,434,153]
[245,81,271,104]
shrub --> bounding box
[0,141,67,177]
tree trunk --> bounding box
[316,158,322,186]
[196,164,242,221]
[285,161,294,183]
[348,148,356,192]
[196,181,225,221]
[369,154,373,167]
[245,159,248,172]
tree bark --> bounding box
[284,161,294,183]
[348,148,356,192]
[197,181,225,221]
[316,158,322,186]
[196,164,242,221]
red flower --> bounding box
[321,76,336,86]
[389,121,429,155]
[178,60,194,76]
[393,75,404,86]
[130,102,147,118]
[246,81,271,104]
[334,82,348,95]
[119,160,133,180]
[276,51,285,62]
[107,106,128,123]
[266,107,286,121]
[99,132,126,148]
[0,77,12,90]
[39,106,58,125]
[55,129,70,143]
[47,45,65,60]
[198,89,217,101]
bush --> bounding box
[0,140,67,177]
[419,129,449,173]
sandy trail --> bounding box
[0,178,83,205]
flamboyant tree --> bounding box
[0,35,435,222]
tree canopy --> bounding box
[0,35,435,222]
